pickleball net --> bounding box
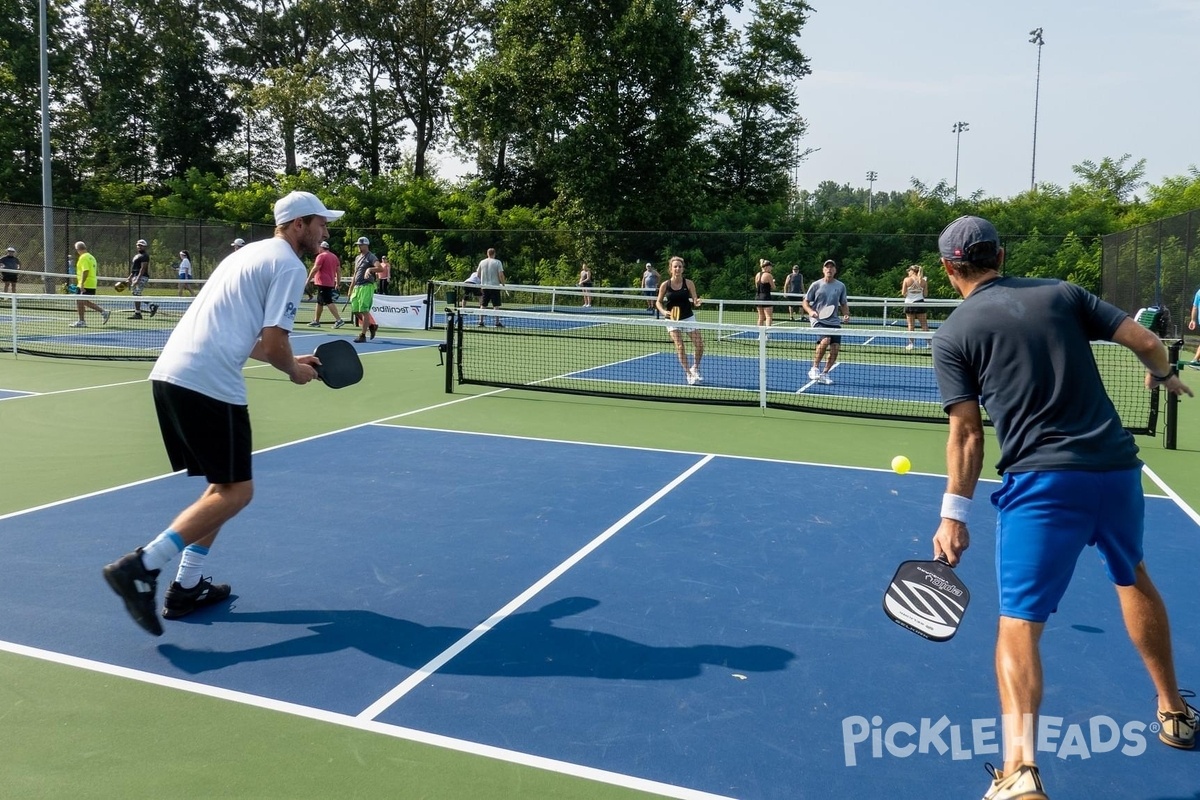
[0,292,194,360]
[446,307,1164,434]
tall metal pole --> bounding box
[865,171,877,213]
[952,122,969,203]
[1029,28,1045,192]
[39,0,54,290]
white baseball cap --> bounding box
[231,238,245,247]
[273,191,345,226]
[5,247,14,253]
[136,239,147,247]
[356,236,370,246]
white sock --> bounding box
[173,544,210,589]
[139,530,184,572]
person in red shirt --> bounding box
[306,240,345,328]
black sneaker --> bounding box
[162,576,232,620]
[148,303,159,318]
[130,312,143,320]
[368,323,378,340]
[102,549,163,636]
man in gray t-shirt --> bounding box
[799,259,849,384]
[476,247,505,327]
[929,215,1196,800]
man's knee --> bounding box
[214,480,254,512]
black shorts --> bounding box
[481,288,502,308]
[316,285,336,305]
[1,271,15,283]
[904,302,926,316]
[814,323,842,345]
[152,381,252,484]
[81,288,96,296]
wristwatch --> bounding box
[1151,366,1178,383]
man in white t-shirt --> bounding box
[102,190,343,636]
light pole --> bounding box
[952,121,969,203]
[39,0,54,290]
[1029,27,1045,192]
[866,170,877,213]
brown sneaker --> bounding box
[982,763,1048,800]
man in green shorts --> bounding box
[350,236,383,342]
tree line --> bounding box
[1,0,1197,298]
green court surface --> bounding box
[0,332,1196,799]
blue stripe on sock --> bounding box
[183,544,210,556]
[166,530,185,549]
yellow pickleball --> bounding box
[891,455,911,475]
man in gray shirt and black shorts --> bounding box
[477,247,505,328]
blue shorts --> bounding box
[991,468,1144,623]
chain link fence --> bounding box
[0,201,273,290]
[1102,209,1199,338]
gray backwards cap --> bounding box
[939,215,1000,261]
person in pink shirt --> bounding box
[306,240,345,328]
[376,256,392,295]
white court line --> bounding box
[0,388,508,523]
[0,335,439,401]
[356,453,716,721]
[0,376,148,400]
[0,640,733,800]
[1142,464,1200,526]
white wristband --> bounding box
[941,493,972,523]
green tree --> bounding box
[1071,153,1147,204]
[0,0,64,203]
[351,0,486,178]
[706,0,812,206]
[214,0,339,175]
[451,0,710,230]
[60,0,157,184]
[150,3,239,180]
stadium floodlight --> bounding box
[1029,28,1046,191]
[951,122,969,203]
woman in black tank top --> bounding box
[655,256,705,385]
[754,259,776,327]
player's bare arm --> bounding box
[933,400,984,565]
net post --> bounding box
[443,309,456,393]
[758,328,768,410]
[8,293,17,357]
[424,280,434,329]
[1166,339,1182,450]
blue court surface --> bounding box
[0,427,1196,799]
[574,352,939,403]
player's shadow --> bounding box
[157,596,794,680]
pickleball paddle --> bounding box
[883,556,971,642]
[313,339,363,389]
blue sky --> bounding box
[791,0,1200,200]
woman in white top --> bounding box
[900,264,928,349]
[177,250,194,296]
